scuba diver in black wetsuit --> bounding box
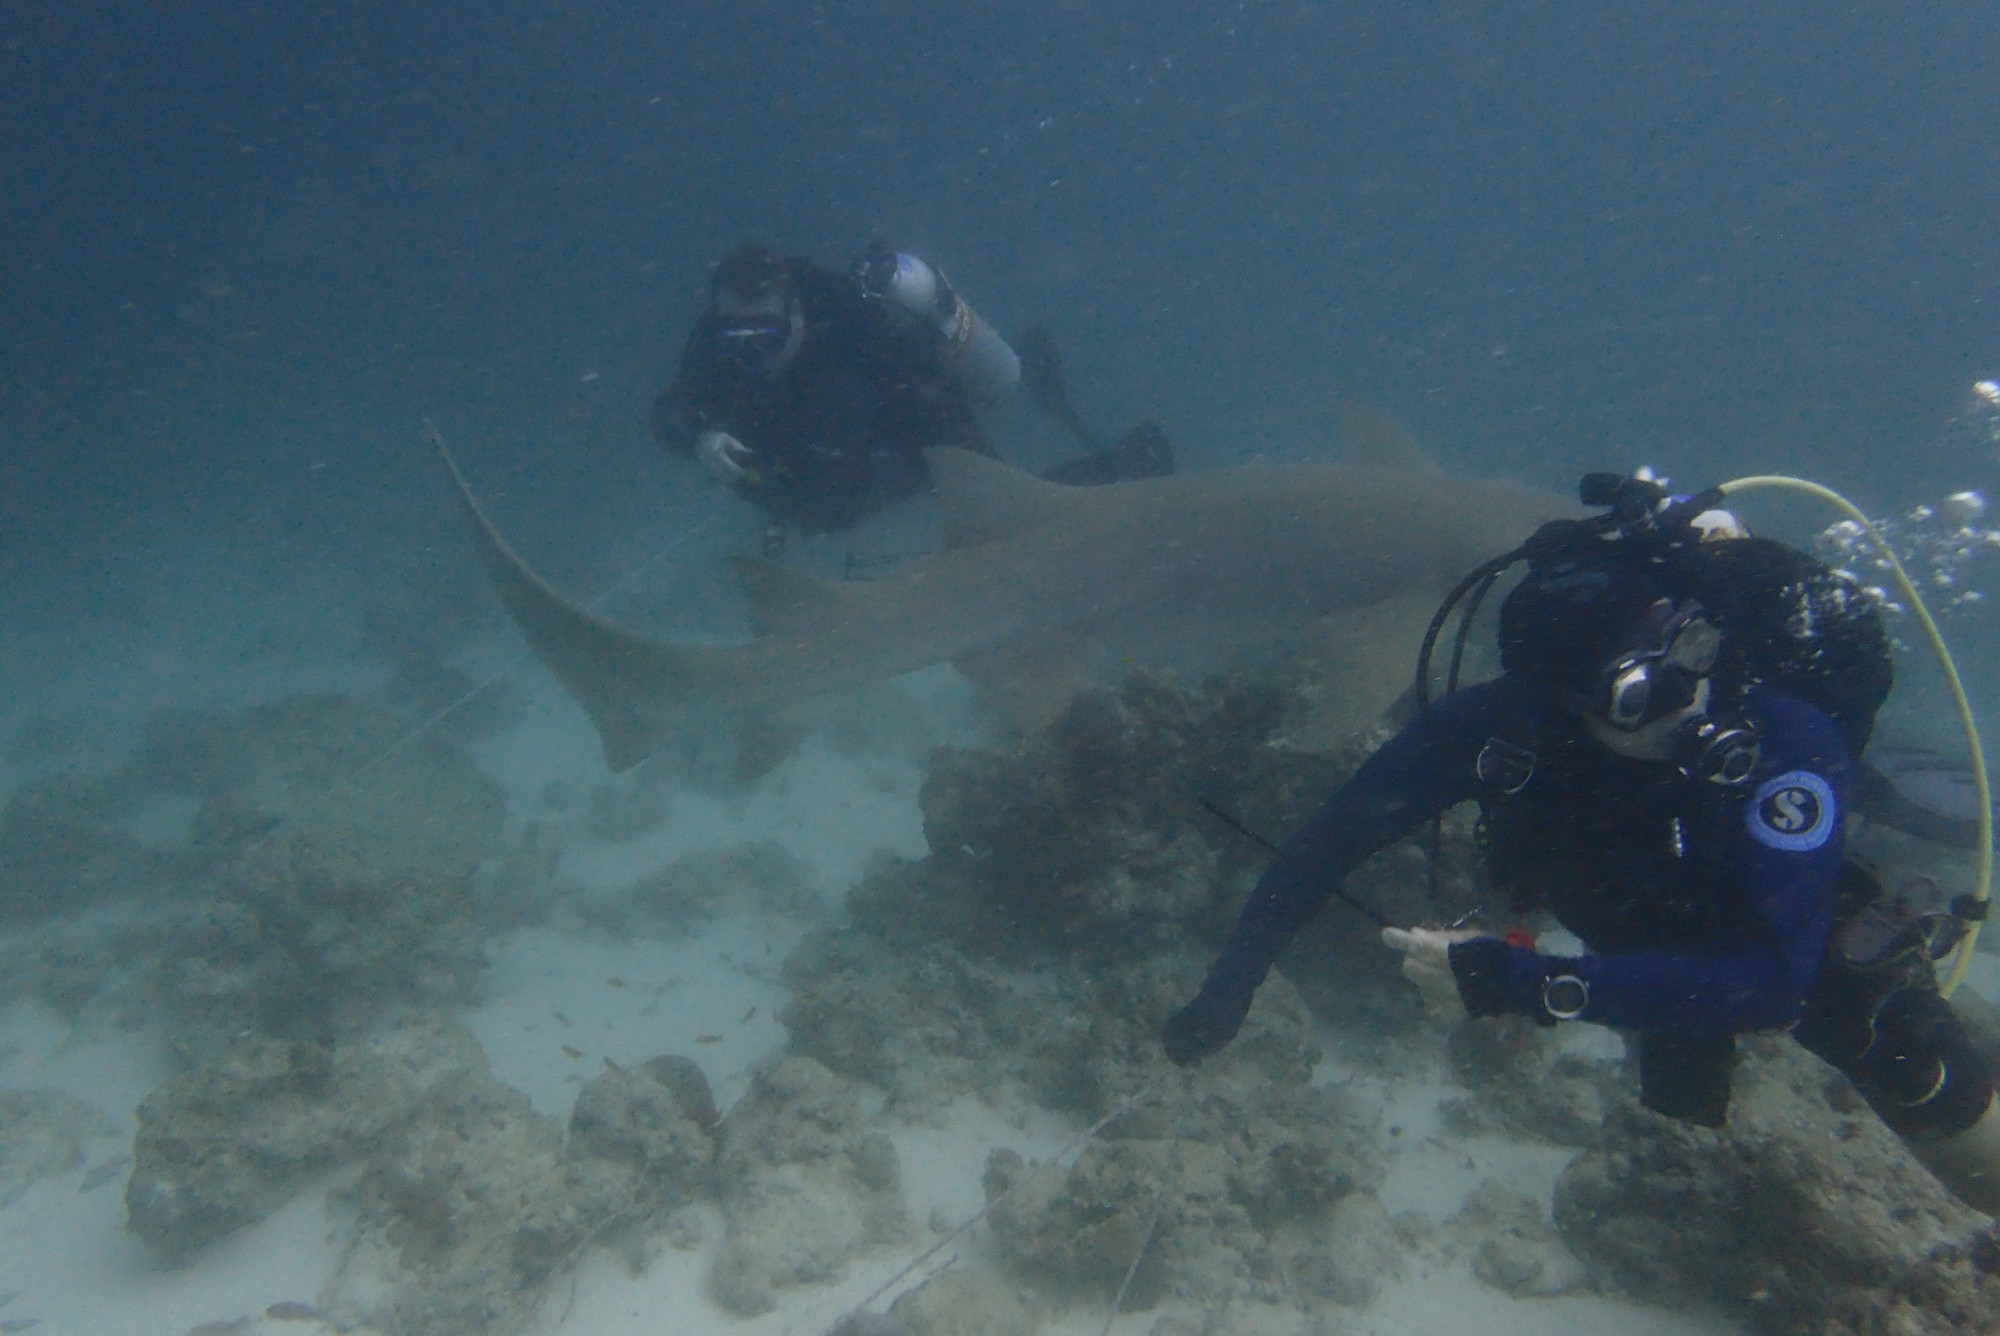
[1164,469,2000,1215]
[651,240,1174,549]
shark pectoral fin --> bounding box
[591,681,681,774]
[954,634,1103,734]
[728,556,858,638]
[733,707,809,784]
[926,447,1082,550]
[1291,592,1446,750]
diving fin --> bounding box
[1911,1092,2000,1216]
[1039,421,1175,487]
[1017,324,1100,453]
[1018,325,1176,486]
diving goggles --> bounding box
[1597,601,1723,732]
[717,317,792,364]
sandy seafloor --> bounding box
[0,531,1993,1336]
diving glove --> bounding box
[1162,986,1253,1066]
[696,430,754,485]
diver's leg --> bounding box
[1796,962,2000,1213]
[1016,325,1099,452]
[1037,422,1176,486]
[1912,1088,2000,1216]
[1636,1031,1738,1128]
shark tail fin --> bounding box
[434,427,734,772]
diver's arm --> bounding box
[1164,683,1494,1061]
[1450,693,1849,1032]
[656,318,729,457]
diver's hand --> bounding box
[1162,987,1253,1066]
[696,430,754,484]
[1381,926,1486,1019]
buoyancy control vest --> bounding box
[1470,700,1772,953]
[1465,531,1891,940]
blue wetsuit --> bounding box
[1199,674,1846,1032]
[1168,674,1992,1132]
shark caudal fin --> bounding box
[433,428,731,772]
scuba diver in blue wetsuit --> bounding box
[1163,471,2000,1215]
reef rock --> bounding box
[1442,1014,1622,1147]
[0,693,508,1057]
[780,929,1032,1115]
[906,671,1356,962]
[862,1265,1039,1336]
[0,773,168,921]
[0,1087,119,1207]
[1554,1038,1988,1333]
[1821,1230,2000,1335]
[1282,1191,1409,1309]
[133,1021,725,1336]
[337,1065,595,1336]
[565,1053,719,1214]
[963,960,1381,1312]
[1446,1180,1591,1298]
[708,1056,912,1316]
[852,668,1471,1055]
[155,695,506,1059]
[773,669,1391,1318]
[324,1045,720,1336]
[126,1016,488,1261]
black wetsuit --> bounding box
[652,260,993,535]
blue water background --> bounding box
[4,0,1998,696]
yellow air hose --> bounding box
[1718,475,1992,995]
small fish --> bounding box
[695,1034,722,1045]
[741,1006,758,1023]
[80,1157,131,1192]
[551,1009,572,1028]
[561,1044,584,1059]
[607,976,626,989]
[0,1321,43,1334]
[265,1303,320,1322]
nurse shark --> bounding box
[436,431,1572,772]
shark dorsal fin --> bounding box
[1335,400,1439,473]
[729,556,857,638]
[927,447,1081,549]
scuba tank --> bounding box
[859,243,1022,404]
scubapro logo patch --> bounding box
[1746,770,1836,851]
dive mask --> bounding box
[1595,600,1723,732]
[718,316,793,366]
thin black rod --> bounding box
[1195,796,1393,928]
